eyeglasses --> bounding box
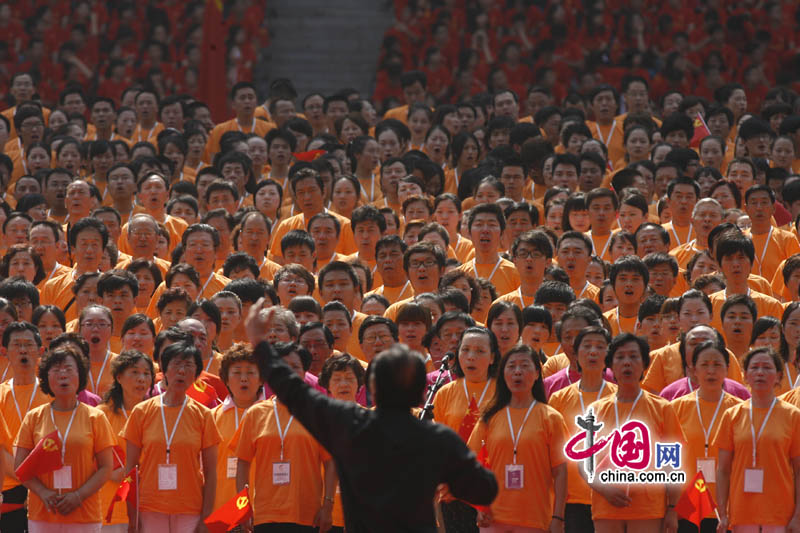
[409,260,437,269]
[21,121,44,130]
[514,250,545,260]
[169,361,197,372]
[363,333,393,344]
[81,321,111,329]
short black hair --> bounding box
[609,255,649,286]
[39,346,89,396]
[605,332,650,371]
[69,217,109,248]
[160,341,202,380]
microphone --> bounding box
[440,352,454,368]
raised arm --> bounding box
[247,299,363,454]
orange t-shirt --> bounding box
[709,289,784,335]
[542,353,569,378]
[212,402,258,510]
[0,379,50,491]
[268,211,357,262]
[587,231,613,262]
[642,343,744,394]
[453,235,475,264]
[748,227,800,283]
[40,269,83,323]
[455,257,521,298]
[146,272,232,317]
[466,402,568,529]
[87,351,118,398]
[712,399,800,527]
[235,398,330,526]
[118,213,188,256]
[347,311,368,361]
[672,390,742,516]
[97,402,130,525]
[132,122,165,144]
[586,120,625,166]
[670,241,705,270]
[365,281,414,304]
[122,395,222,515]
[433,378,496,433]
[603,307,638,336]
[549,381,618,505]
[589,390,685,520]
[204,117,275,162]
[16,402,116,523]
[493,289,536,311]
[662,222,697,251]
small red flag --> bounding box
[188,379,219,408]
[471,441,491,514]
[293,149,326,162]
[457,396,481,442]
[105,467,138,523]
[204,486,253,533]
[690,112,712,148]
[15,430,62,483]
[675,471,717,527]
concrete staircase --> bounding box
[257,0,395,100]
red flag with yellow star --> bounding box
[204,486,253,533]
[457,396,481,442]
[105,467,137,523]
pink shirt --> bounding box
[544,367,616,399]
[659,377,750,401]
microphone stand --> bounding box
[420,353,453,420]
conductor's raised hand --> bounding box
[245,297,276,346]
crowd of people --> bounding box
[1,2,800,533]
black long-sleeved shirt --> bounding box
[255,341,498,532]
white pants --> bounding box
[733,527,786,533]
[29,521,102,533]
[101,524,128,533]
[140,511,201,532]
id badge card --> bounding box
[744,468,764,493]
[53,465,72,490]
[158,463,178,491]
[697,458,716,483]
[226,457,238,479]
[273,461,290,485]
[504,464,524,490]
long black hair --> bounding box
[482,344,547,423]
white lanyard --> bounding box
[748,397,777,467]
[10,378,38,423]
[694,390,725,456]
[259,257,268,272]
[273,402,294,461]
[722,288,750,299]
[453,168,459,188]
[589,231,611,259]
[755,227,773,277]
[613,389,643,429]
[577,281,591,299]
[0,362,9,382]
[670,223,693,247]
[138,125,155,142]
[88,350,112,395]
[237,193,249,209]
[159,394,188,463]
[595,120,616,148]
[50,402,79,462]
[518,287,527,309]
[397,280,412,300]
[204,356,214,372]
[236,117,256,133]
[44,262,61,283]
[687,377,695,392]
[473,256,502,283]
[121,405,128,419]
[462,379,491,407]
[199,272,214,297]
[369,173,375,201]
[505,401,536,464]
[233,405,249,430]
[578,379,606,414]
